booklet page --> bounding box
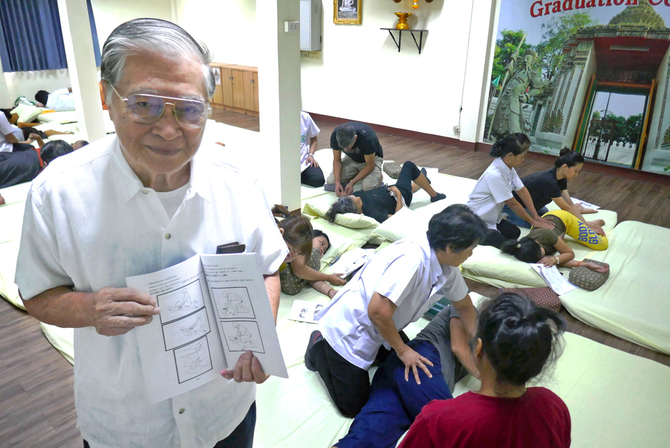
[201,253,288,379]
[127,254,226,403]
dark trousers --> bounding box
[301,164,325,187]
[482,219,521,248]
[83,402,256,448]
[12,142,35,152]
[394,161,421,207]
[0,150,40,188]
[309,339,370,418]
[336,341,452,448]
[307,333,410,418]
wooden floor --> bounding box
[1,110,669,448]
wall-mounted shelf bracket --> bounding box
[380,28,428,54]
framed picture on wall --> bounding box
[334,0,361,25]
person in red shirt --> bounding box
[399,292,570,448]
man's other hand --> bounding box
[221,350,269,384]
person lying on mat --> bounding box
[501,209,609,272]
[503,147,605,235]
[325,161,446,224]
[278,215,345,298]
[399,293,571,448]
[305,204,487,418]
[332,305,479,448]
[467,133,553,249]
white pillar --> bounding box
[256,0,302,211]
[461,0,499,145]
[57,0,106,142]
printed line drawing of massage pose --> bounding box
[169,289,200,312]
[180,314,207,337]
[220,292,250,318]
[180,340,209,373]
[229,323,258,351]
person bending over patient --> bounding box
[399,293,571,448]
[333,304,479,448]
[305,205,487,418]
[501,209,608,272]
[278,215,345,298]
[503,148,605,235]
[467,133,553,248]
[325,161,446,224]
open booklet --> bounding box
[126,253,288,403]
[530,264,577,296]
[329,248,375,277]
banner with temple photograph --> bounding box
[486,0,670,175]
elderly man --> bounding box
[326,122,384,196]
[15,19,287,448]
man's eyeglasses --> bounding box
[109,84,211,129]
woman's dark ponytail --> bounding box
[476,293,566,386]
[325,196,358,222]
[490,133,529,158]
[500,237,542,263]
[554,147,585,168]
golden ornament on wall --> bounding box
[394,12,412,30]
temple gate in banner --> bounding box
[487,0,670,175]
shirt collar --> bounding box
[111,138,211,204]
[415,234,442,286]
[492,157,512,176]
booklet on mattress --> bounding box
[287,300,325,324]
[571,197,600,210]
[127,253,288,403]
[329,248,375,277]
[530,264,577,295]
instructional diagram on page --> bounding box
[128,253,288,403]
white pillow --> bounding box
[11,104,46,123]
[369,207,418,242]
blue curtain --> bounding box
[0,0,101,73]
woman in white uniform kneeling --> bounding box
[304,204,488,418]
[467,133,553,248]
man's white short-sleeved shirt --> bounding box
[316,235,468,370]
[0,112,23,152]
[15,135,288,448]
[300,111,320,172]
[467,157,524,229]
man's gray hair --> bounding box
[101,18,215,102]
[336,123,356,149]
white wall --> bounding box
[301,0,493,142]
[3,70,71,105]
[90,0,173,48]
[174,0,258,65]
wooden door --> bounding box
[251,72,259,112]
[244,70,258,112]
[231,70,245,109]
[211,66,223,106]
[221,67,234,107]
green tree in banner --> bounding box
[491,30,532,87]
[623,114,643,144]
[535,13,595,82]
